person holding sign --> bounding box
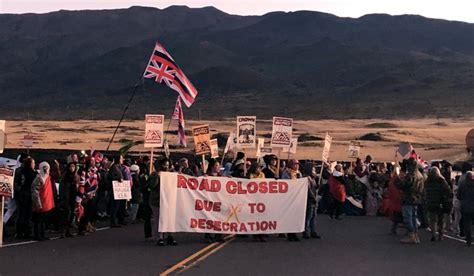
[76,158,99,235]
[149,158,177,246]
[262,155,279,179]
[281,159,302,242]
[31,162,55,241]
[328,164,346,221]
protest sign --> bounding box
[271,117,293,147]
[22,134,33,148]
[144,115,164,148]
[397,142,413,158]
[159,172,308,234]
[256,138,265,157]
[192,125,211,155]
[236,116,256,148]
[349,141,361,158]
[112,180,131,200]
[210,139,219,158]
[260,147,273,156]
[0,166,14,198]
[224,132,236,154]
[321,133,332,163]
[283,137,298,154]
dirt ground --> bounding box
[4,118,473,163]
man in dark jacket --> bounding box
[457,171,474,246]
[397,158,424,244]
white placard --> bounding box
[0,121,5,154]
[112,180,132,200]
[283,137,298,154]
[0,166,15,198]
[271,117,293,148]
[236,116,256,148]
[159,172,308,234]
[144,114,164,148]
[322,133,332,163]
[256,138,265,157]
[210,139,219,158]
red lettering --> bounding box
[239,222,247,232]
[279,182,288,193]
[237,182,247,194]
[206,220,213,230]
[226,181,237,194]
[222,222,230,231]
[177,175,187,188]
[195,199,203,210]
[269,181,278,193]
[248,222,255,231]
[214,202,221,212]
[247,182,258,193]
[256,203,265,213]
[249,203,256,213]
[210,180,221,192]
[198,219,206,229]
[260,221,269,231]
[190,218,197,228]
[230,222,238,232]
[214,221,222,231]
[269,221,277,230]
[199,179,210,191]
[188,178,199,190]
[259,182,268,193]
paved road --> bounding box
[1,216,472,276]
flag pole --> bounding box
[0,196,4,248]
[106,83,140,152]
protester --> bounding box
[149,157,177,246]
[302,162,321,239]
[281,159,302,242]
[58,162,79,238]
[386,162,404,236]
[31,162,55,241]
[396,158,424,244]
[328,164,346,221]
[16,157,36,239]
[96,160,111,220]
[203,158,224,243]
[76,157,99,235]
[424,167,452,242]
[456,170,474,246]
[454,162,472,237]
[231,159,246,178]
[247,161,267,242]
[262,154,279,179]
[129,164,142,223]
[178,158,194,176]
[107,160,124,228]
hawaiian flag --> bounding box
[143,42,198,108]
[172,97,187,147]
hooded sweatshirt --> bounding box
[31,162,55,213]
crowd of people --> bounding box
[2,150,474,247]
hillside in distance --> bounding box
[0,6,473,120]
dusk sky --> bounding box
[1,0,473,23]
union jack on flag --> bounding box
[143,42,198,108]
[172,96,187,147]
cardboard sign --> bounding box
[271,117,293,147]
[283,137,298,154]
[260,147,273,156]
[256,138,265,157]
[112,180,131,200]
[0,166,15,198]
[192,125,211,155]
[224,132,236,154]
[237,116,256,148]
[210,139,219,158]
[321,133,332,163]
[144,114,164,148]
[22,134,33,148]
[349,141,361,158]
[159,172,309,234]
[0,121,5,154]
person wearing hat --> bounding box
[281,159,302,242]
[247,161,267,242]
[231,159,246,178]
[129,164,142,223]
[31,161,55,241]
[262,155,279,179]
[328,164,346,221]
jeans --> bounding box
[402,205,418,233]
[305,205,316,233]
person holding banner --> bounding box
[31,162,55,241]
[248,161,267,242]
[262,155,279,179]
[203,158,224,243]
[302,162,321,239]
[149,158,177,246]
[281,159,302,242]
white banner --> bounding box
[271,117,293,147]
[144,114,164,148]
[236,116,256,148]
[322,133,332,163]
[0,166,15,198]
[112,180,131,200]
[159,172,308,234]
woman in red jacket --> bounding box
[328,164,346,221]
[31,161,55,241]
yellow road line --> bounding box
[175,236,235,275]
